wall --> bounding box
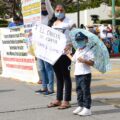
[66,4,111,26]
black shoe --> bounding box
[35,89,47,94]
[43,91,55,95]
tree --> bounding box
[0,0,120,19]
[0,0,22,19]
[0,0,12,19]
[51,0,120,13]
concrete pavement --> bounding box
[0,59,120,120]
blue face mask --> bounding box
[42,11,48,16]
[76,41,86,49]
[55,12,65,20]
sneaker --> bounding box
[78,107,92,116]
[73,106,83,114]
[43,91,55,95]
[35,89,47,94]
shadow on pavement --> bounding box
[93,108,120,115]
[0,89,15,93]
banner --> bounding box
[21,0,41,24]
[22,0,41,55]
[0,26,39,83]
[32,24,67,65]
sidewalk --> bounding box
[0,77,120,120]
[0,59,120,120]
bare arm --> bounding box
[65,50,73,61]
[77,57,94,66]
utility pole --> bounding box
[112,0,116,32]
[77,0,80,28]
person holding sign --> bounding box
[47,4,75,109]
[36,0,55,95]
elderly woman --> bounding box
[48,3,75,109]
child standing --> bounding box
[65,32,94,116]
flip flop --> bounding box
[47,102,61,108]
[58,104,71,109]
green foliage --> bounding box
[52,0,120,13]
[0,0,22,19]
[0,0,120,18]
[0,19,8,27]
[0,0,12,19]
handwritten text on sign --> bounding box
[33,24,67,65]
[0,27,39,83]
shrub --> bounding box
[0,19,8,27]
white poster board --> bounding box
[33,24,67,65]
[0,26,39,83]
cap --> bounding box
[75,32,88,41]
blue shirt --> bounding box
[8,22,23,27]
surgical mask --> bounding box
[55,12,65,20]
[76,41,86,49]
[42,11,48,16]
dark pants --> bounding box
[53,55,72,101]
[75,73,91,109]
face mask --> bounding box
[55,12,65,20]
[42,11,48,16]
[77,41,86,49]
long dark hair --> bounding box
[48,14,57,27]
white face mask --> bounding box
[55,12,65,20]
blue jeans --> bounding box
[37,58,54,92]
[75,73,91,109]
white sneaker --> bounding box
[78,107,92,116]
[73,106,83,114]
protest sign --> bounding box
[21,0,41,24]
[0,26,39,83]
[32,24,67,65]
[22,0,41,57]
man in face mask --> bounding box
[35,0,55,95]
[41,2,48,16]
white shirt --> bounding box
[99,25,107,39]
[72,47,94,75]
[41,0,54,25]
[52,17,74,44]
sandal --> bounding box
[58,102,71,109]
[47,101,61,108]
